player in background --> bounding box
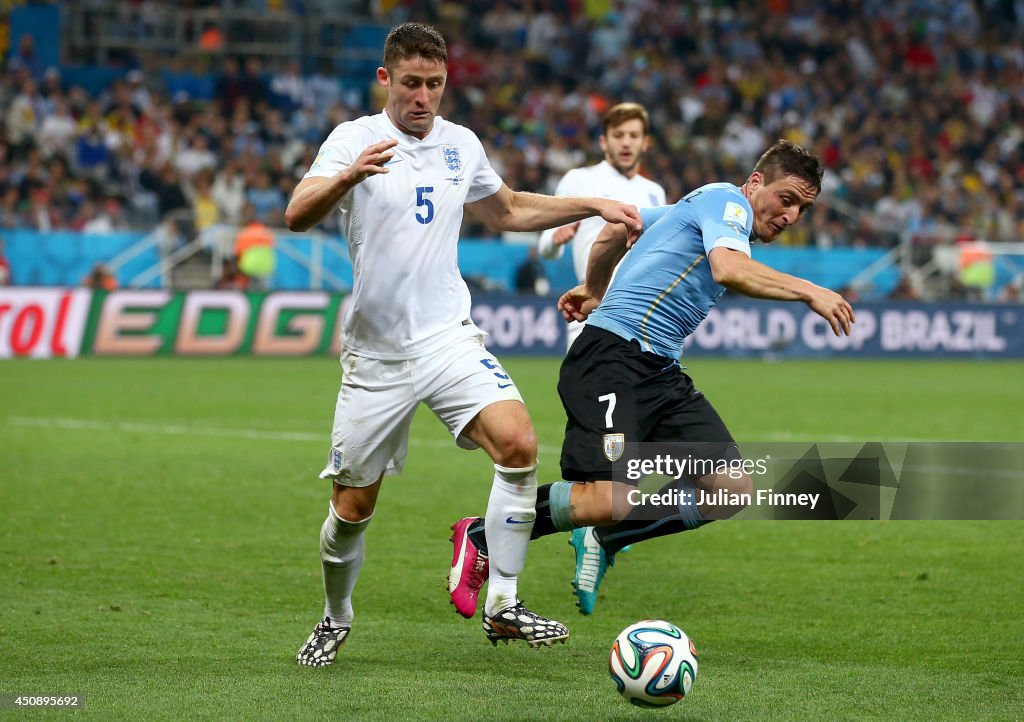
[449,140,855,615]
[286,23,642,665]
[538,103,666,352]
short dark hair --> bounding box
[602,102,650,135]
[753,140,824,194]
[383,23,447,70]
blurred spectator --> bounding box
[234,211,275,289]
[998,277,1022,304]
[0,237,11,285]
[837,284,860,303]
[8,35,42,79]
[80,198,128,233]
[0,188,24,228]
[189,171,220,232]
[514,247,549,296]
[139,160,188,219]
[888,274,920,301]
[7,77,41,149]
[270,60,308,112]
[245,169,284,225]
[82,262,118,290]
[125,69,154,113]
[212,158,247,226]
[38,97,77,158]
[75,125,110,179]
[214,57,246,115]
[176,133,217,178]
[958,241,995,299]
[26,188,58,231]
[215,256,249,290]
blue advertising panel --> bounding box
[472,296,1023,358]
[470,294,566,355]
[682,300,1022,358]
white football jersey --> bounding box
[539,160,666,284]
[305,110,502,359]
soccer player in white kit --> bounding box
[537,103,666,351]
[285,23,642,666]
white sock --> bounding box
[320,503,372,628]
[483,463,537,616]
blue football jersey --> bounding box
[588,182,754,359]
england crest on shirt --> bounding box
[442,144,463,185]
[441,144,462,173]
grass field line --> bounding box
[5,415,566,453]
[9,416,1017,480]
[7,415,955,446]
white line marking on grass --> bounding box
[750,432,974,443]
[11,418,1014,464]
[9,416,323,442]
[5,416,565,454]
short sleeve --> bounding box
[303,123,363,180]
[640,204,674,231]
[552,170,580,198]
[695,190,753,257]
[464,135,504,204]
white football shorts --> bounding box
[319,324,525,487]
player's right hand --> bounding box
[345,139,399,184]
[807,288,856,336]
[552,221,580,246]
[597,201,643,245]
[558,284,600,322]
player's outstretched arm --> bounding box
[708,247,855,336]
[466,184,642,240]
[557,221,632,322]
[285,139,398,232]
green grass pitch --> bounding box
[2,357,1022,720]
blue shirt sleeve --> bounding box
[639,204,675,233]
[693,188,753,257]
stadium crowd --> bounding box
[1,0,1023,251]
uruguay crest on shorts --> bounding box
[602,433,625,462]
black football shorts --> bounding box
[558,325,736,482]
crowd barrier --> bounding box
[4,230,896,297]
[1,289,1019,359]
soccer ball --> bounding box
[609,620,698,708]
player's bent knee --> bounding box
[491,428,538,469]
[331,483,379,522]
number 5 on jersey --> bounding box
[415,186,434,224]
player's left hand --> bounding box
[807,288,856,336]
[558,284,600,322]
[598,202,643,244]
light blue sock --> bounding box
[549,481,575,532]
[677,485,704,530]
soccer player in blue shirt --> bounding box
[448,140,854,616]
